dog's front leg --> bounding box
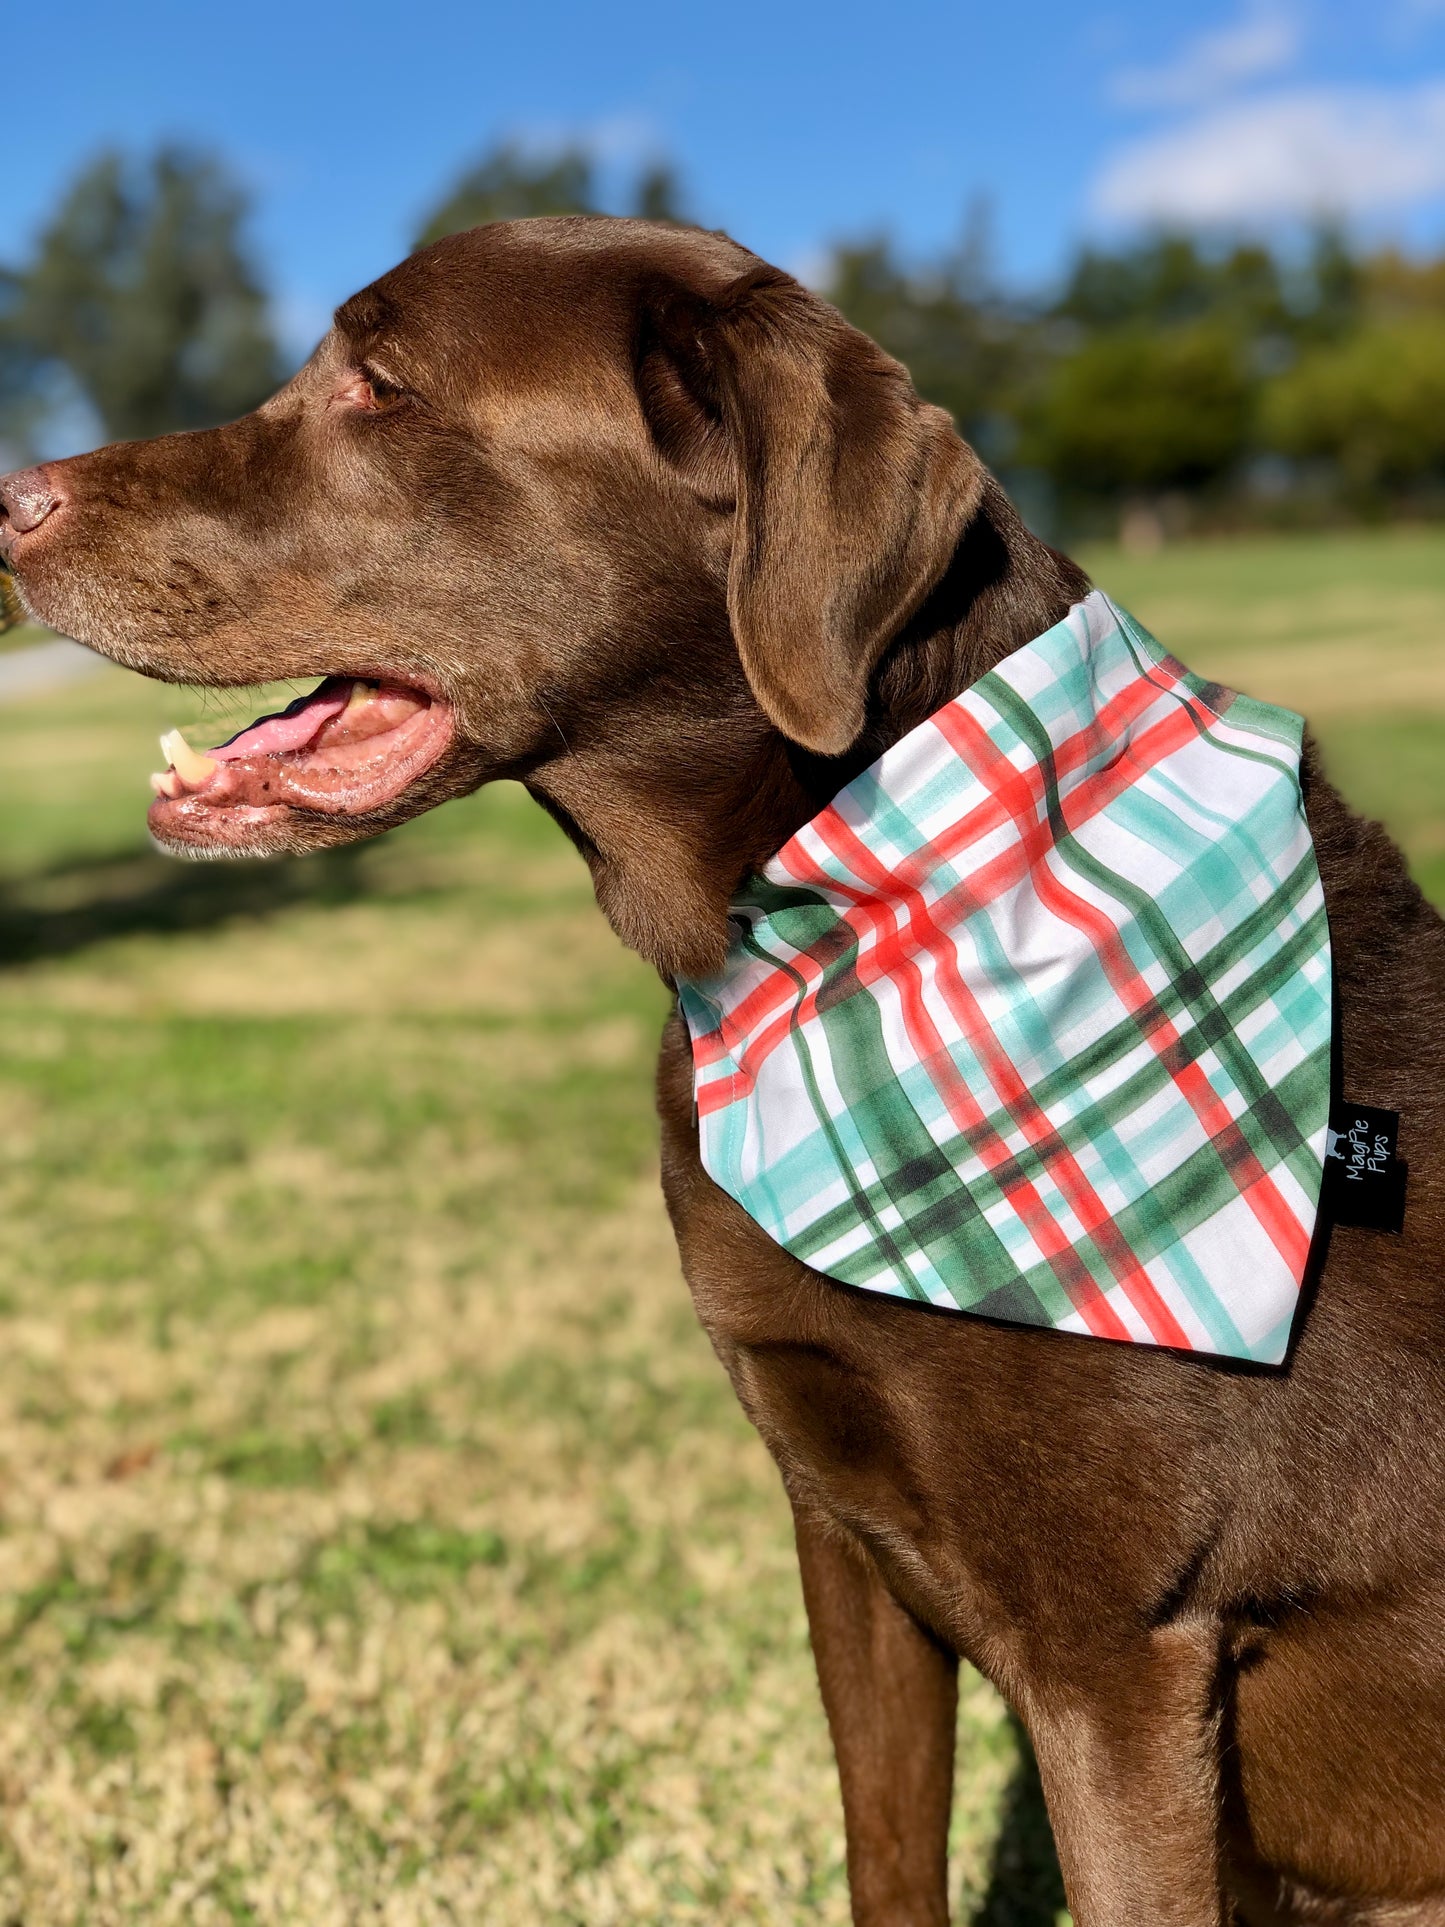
[1023,1619,1227,1927]
[793,1504,958,1927]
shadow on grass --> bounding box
[0,842,375,970]
[971,1715,1067,1927]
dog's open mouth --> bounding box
[147,676,453,852]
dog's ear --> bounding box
[637,264,984,755]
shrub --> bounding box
[1261,317,1445,494]
[1027,324,1252,499]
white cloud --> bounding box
[1092,81,1445,223]
[1111,6,1299,110]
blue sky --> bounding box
[5,0,1445,360]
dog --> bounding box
[3,216,1445,1927]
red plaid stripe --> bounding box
[694,665,1282,1342]
[940,700,1310,1280]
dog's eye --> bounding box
[335,368,405,412]
[362,368,404,409]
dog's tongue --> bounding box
[210,679,351,762]
[153,677,437,802]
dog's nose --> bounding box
[0,466,62,549]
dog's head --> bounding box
[0,217,983,971]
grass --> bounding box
[0,619,52,655]
[0,524,1442,1924]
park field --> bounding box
[0,525,1441,1925]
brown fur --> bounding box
[4,215,1445,1926]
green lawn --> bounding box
[0,526,1441,1925]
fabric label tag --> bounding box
[1322,1102,1406,1233]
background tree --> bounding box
[414,145,599,247]
[633,162,687,224]
[415,144,693,250]
[1024,323,1252,510]
[1262,317,1445,500]
[1360,246,1445,320]
[824,211,1033,462]
[2,147,280,446]
[1054,234,1291,338]
[1013,230,1369,530]
[0,267,52,463]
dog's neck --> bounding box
[528,477,1090,982]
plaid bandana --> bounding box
[679,591,1332,1363]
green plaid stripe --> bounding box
[680,593,1331,1363]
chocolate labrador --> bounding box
[3,216,1443,1927]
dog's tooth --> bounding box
[159,729,219,787]
[346,680,375,709]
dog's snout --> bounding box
[0,466,63,553]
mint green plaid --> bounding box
[680,592,1332,1364]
